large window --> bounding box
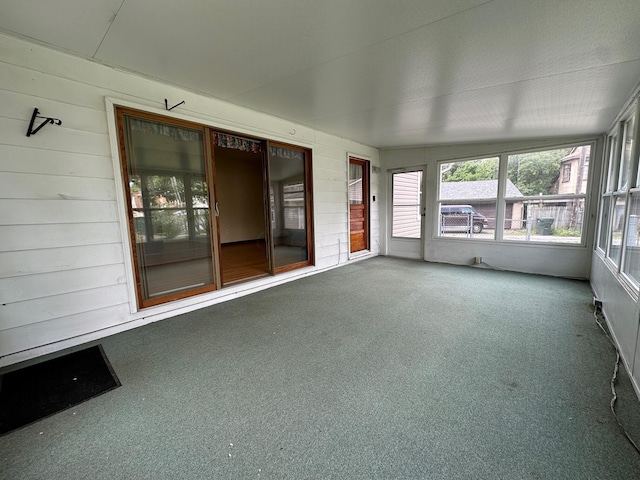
[597,135,617,253]
[438,157,498,238]
[600,102,640,289]
[117,108,314,307]
[392,171,422,238]
[504,147,589,244]
[436,144,592,244]
[611,116,635,266]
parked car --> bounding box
[440,205,489,234]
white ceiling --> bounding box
[2,0,640,148]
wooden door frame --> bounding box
[348,155,370,256]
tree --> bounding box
[507,149,570,196]
[441,158,498,182]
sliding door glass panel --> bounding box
[392,171,422,238]
[608,196,627,266]
[623,193,640,284]
[269,145,311,269]
[122,114,215,304]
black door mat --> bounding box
[0,345,121,436]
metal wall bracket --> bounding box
[26,108,62,137]
[165,99,185,111]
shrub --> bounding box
[552,227,581,237]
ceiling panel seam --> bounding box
[92,0,127,58]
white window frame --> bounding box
[435,142,595,246]
[599,99,640,295]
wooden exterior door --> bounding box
[348,157,369,253]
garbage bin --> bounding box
[536,217,554,235]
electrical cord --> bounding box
[593,304,640,454]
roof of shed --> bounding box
[440,179,523,200]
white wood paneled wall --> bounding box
[0,33,379,366]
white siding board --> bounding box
[0,172,116,201]
[313,156,346,172]
[1,284,128,330]
[0,87,108,135]
[591,254,640,387]
[0,145,114,179]
[315,223,347,236]
[315,234,348,248]
[0,223,122,252]
[0,264,127,303]
[0,199,118,224]
[313,167,347,182]
[316,213,348,226]
[0,61,110,111]
[313,144,346,160]
[315,248,340,266]
[316,182,349,193]
[0,304,132,358]
[314,191,348,204]
[0,243,123,277]
[315,203,348,215]
[0,117,110,156]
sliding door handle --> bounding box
[215,202,220,217]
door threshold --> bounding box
[349,250,372,260]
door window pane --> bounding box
[122,114,215,305]
[349,163,364,204]
[392,171,422,238]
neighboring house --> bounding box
[440,180,524,229]
[531,146,592,231]
[557,146,590,195]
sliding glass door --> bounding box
[116,108,314,308]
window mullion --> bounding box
[495,153,508,241]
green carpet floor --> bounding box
[1,257,640,479]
